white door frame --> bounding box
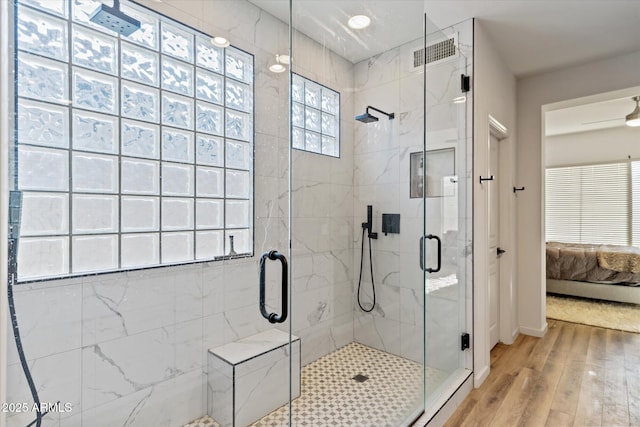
[488,116,517,346]
[474,113,516,386]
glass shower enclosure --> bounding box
[2,0,471,425]
[259,1,472,424]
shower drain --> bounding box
[352,374,369,382]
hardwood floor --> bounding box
[445,320,640,427]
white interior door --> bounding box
[488,134,500,349]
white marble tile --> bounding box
[208,331,300,427]
[175,267,204,324]
[59,413,82,427]
[209,329,292,366]
[7,283,81,365]
[354,149,400,187]
[254,218,286,256]
[330,249,354,285]
[202,264,225,317]
[81,273,175,346]
[354,48,401,91]
[219,305,266,345]
[234,342,300,426]
[401,323,425,364]
[295,320,340,367]
[222,260,259,312]
[207,354,233,426]
[354,315,402,357]
[175,319,204,373]
[291,217,332,256]
[291,252,333,292]
[426,290,462,373]
[292,180,332,218]
[291,286,332,330]
[81,370,204,427]
[81,327,175,410]
[6,349,82,426]
[254,133,281,178]
[399,72,425,112]
[400,286,423,327]
[7,414,59,427]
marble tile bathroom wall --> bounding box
[352,21,474,370]
[6,1,355,426]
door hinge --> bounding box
[461,74,470,93]
[461,332,470,351]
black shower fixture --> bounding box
[355,106,395,123]
[89,0,141,36]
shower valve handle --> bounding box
[259,250,288,324]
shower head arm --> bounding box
[366,106,395,120]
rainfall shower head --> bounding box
[355,106,395,123]
[355,112,379,123]
[90,0,141,36]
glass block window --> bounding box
[14,0,254,281]
[292,74,339,157]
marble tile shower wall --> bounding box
[289,29,356,366]
[5,1,354,426]
[352,23,473,368]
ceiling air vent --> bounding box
[412,34,458,70]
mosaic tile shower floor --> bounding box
[185,342,448,427]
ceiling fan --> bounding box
[580,96,640,127]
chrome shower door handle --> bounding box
[419,235,442,273]
[259,250,288,324]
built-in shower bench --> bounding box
[207,329,301,426]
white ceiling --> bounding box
[545,96,637,136]
[248,0,640,77]
[248,0,640,132]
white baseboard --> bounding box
[519,322,548,337]
[473,365,489,387]
[509,327,520,343]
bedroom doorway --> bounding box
[543,87,640,326]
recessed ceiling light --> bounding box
[210,36,230,48]
[347,15,371,30]
[269,63,286,73]
[269,54,287,73]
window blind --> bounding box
[546,162,630,245]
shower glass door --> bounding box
[423,27,472,413]
[283,2,468,425]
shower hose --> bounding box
[357,227,376,312]
[8,275,43,427]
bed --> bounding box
[546,241,640,304]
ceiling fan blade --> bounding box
[581,118,622,125]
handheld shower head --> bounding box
[90,0,141,36]
[355,106,394,123]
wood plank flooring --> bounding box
[445,320,640,427]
